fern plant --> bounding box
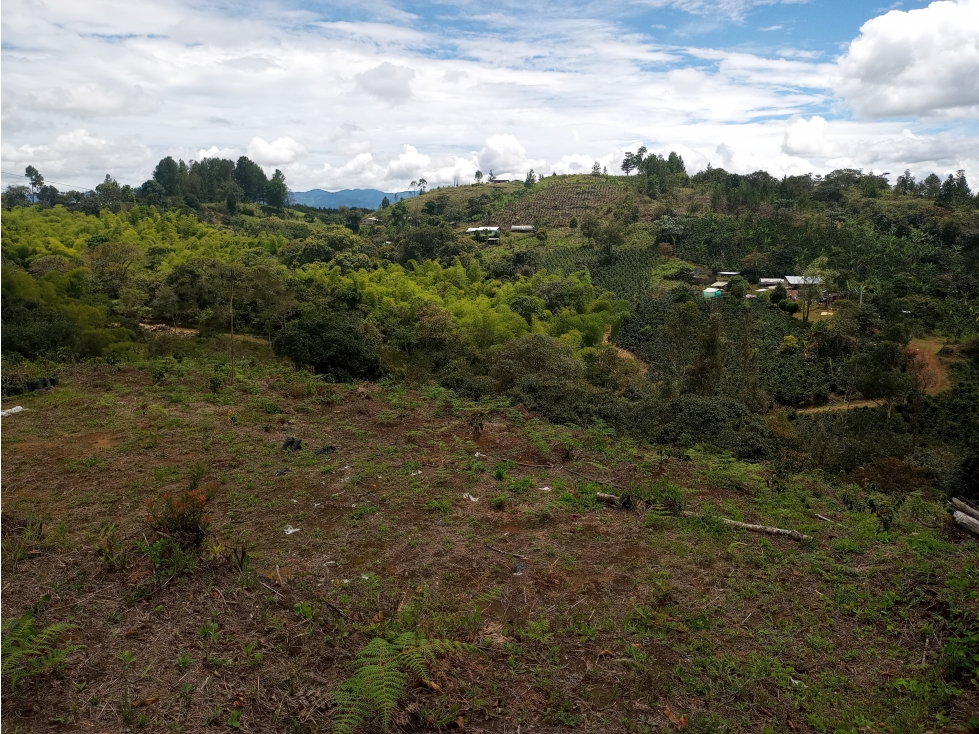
[331,632,473,734]
[2,614,80,690]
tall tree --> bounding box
[234,156,269,202]
[24,166,44,202]
[620,152,636,176]
[688,312,726,396]
[798,255,836,324]
[153,156,181,196]
[265,169,288,210]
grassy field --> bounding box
[3,202,977,729]
[2,342,977,733]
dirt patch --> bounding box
[908,337,953,395]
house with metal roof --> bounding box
[510,225,535,232]
[785,275,822,287]
[466,226,500,234]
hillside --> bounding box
[3,159,979,732]
[2,347,978,732]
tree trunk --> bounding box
[951,498,979,524]
[952,511,979,538]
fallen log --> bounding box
[951,498,979,524]
[952,511,979,539]
[682,511,812,542]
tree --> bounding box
[770,283,787,306]
[569,215,578,229]
[922,173,942,198]
[389,200,409,228]
[659,300,700,389]
[688,312,726,396]
[591,162,601,177]
[265,169,288,210]
[2,185,31,209]
[418,178,428,193]
[594,220,624,260]
[524,169,536,188]
[797,255,836,324]
[381,196,390,208]
[25,166,44,202]
[153,156,181,196]
[727,275,748,299]
[620,152,636,176]
[474,170,483,184]
[580,213,599,242]
[88,241,147,299]
[488,170,495,183]
[896,169,915,195]
[234,156,268,202]
[272,313,381,381]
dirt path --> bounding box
[603,326,648,374]
[797,398,883,415]
[140,323,270,345]
[907,337,952,395]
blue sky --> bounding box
[2,0,977,191]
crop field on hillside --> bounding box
[2,346,978,733]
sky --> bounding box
[1,0,978,192]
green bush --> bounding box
[273,313,381,381]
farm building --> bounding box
[785,275,822,287]
[759,278,785,287]
[709,281,729,289]
[718,271,740,278]
[702,288,724,299]
[466,226,500,235]
[510,225,535,233]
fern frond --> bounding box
[330,632,475,733]
[331,681,372,734]
[2,615,79,690]
[354,662,407,732]
[472,585,504,605]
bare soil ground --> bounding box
[2,360,977,733]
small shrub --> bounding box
[96,522,128,572]
[1,515,44,565]
[491,493,511,510]
[2,614,80,690]
[144,482,214,547]
[424,499,450,514]
[331,632,474,734]
[138,537,198,580]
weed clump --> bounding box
[144,470,214,548]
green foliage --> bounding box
[330,632,474,734]
[2,614,80,690]
[272,312,381,381]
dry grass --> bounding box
[2,360,977,733]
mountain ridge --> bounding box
[291,188,414,210]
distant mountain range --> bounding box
[291,188,415,210]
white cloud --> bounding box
[246,137,307,167]
[355,62,416,104]
[387,144,431,179]
[0,0,976,192]
[478,135,528,177]
[835,0,979,118]
[198,145,243,160]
